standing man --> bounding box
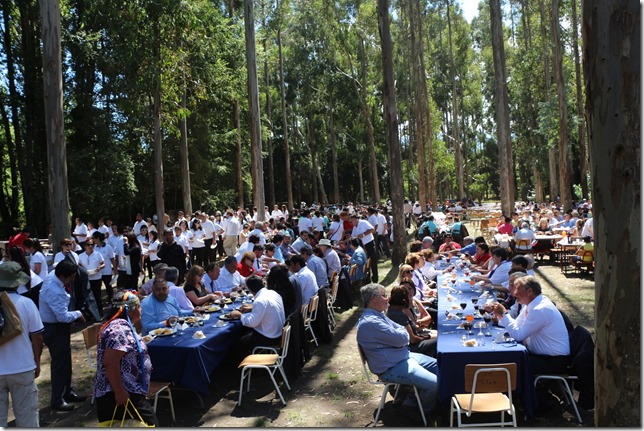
[132,213,147,236]
[39,260,87,411]
[0,262,44,427]
[157,228,187,283]
[375,208,392,259]
[222,210,241,258]
[350,215,378,283]
[200,212,215,266]
[357,284,438,416]
[73,217,88,249]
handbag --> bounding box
[0,291,23,347]
[98,398,154,428]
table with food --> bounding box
[434,255,537,417]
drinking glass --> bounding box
[469,279,475,288]
[464,316,473,335]
[177,317,185,335]
[473,304,480,317]
[483,313,492,337]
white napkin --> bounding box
[180,322,189,331]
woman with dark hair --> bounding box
[94,290,158,426]
[386,285,437,357]
[183,265,217,306]
[78,238,106,316]
[24,238,48,280]
[399,277,433,328]
[266,264,297,316]
[190,219,207,268]
[94,231,117,301]
[122,234,142,289]
[137,225,151,281]
[146,230,160,279]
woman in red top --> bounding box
[496,216,515,235]
[237,251,256,277]
[473,243,492,267]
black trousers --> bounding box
[43,322,74,406]
[375,233,392,258]
[102,274,114,303]
[204,238,213,265]
[96,391,159,427]
[89,278,103,317]
[193,247,207,268]
[362,240,379,283]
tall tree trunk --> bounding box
[2,3,21,220]
[583,0,640,425]
[152,10,165,233]
[179,83,192,215]
[244,0,265,221]
[39,0,69,250]
[377,0,405,266]
[359,38,380,203]
[307,112,319,204]
[408,0,427,209]
[571,0,588,199]
[278,29,293,210]
[358,157,365,203]
[262,13,275,208]
[550,0,571,210]
[329,93,339,203]
[0,98,18,225]
[489,0,514,216]
[447,0,464,199]
[540,0,558,201]
[228,0,244,209]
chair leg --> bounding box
[373,385,389,426]
[412,387,427,426]
[267,369,286,405]
[164,387,176,423]
[308,325,318,346]
[238,367,249,406]
[561,379,582,424]
[153,393,159,413]
[247,368,253,392]
[277,365,291,391]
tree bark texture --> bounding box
[447,0,464,200]
[488,0,514,216]
[39,0,70,250]
[550,0,572,210]
[360,38,381,204]
[539,0,558,201]
[583,0,640,426]
[329,93,339,203]
[152,12,165,233]
[244,0,265,221]
[571,0,589,198]
[377,0,405,267]
[179,86,192,215]
[278,28,293,210]
[228,0,244,209]
[263,32,275,208]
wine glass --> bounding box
[483,312,492,337]
[473,304,480,318]
[169,317,178,337]
[469,279,475,288]
[451,271,457,280]
[471,297,479,306]
[460,302,467,319]
[177,317,185,334]
[464,315,474,335]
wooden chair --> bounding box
[357,343,427,426]
[363,258,372,284]
[81,323,103,405]
[573,250,594,274]
[450,363,517,427]
[327,272,339,329]
[349,264,358,285]
[513,239,532,255]
[301,294,320,346]
[238,323,292,406]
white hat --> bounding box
[318,239,333,247]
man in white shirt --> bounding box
[350,215,378,283]
[298,210,313,234]
[229,275,285,363]
[235,235,261,262]
[317,239,341,281]
[514,222,536,251]
[291,231,310,254]
[375,208,391,259]
[223,210,241,257]
[217,256,246,294]
[580,217,593,240]
[132,213,147,236]
[249,222,267,245]
[73,217,88,248]
[311,211,326,233]
[164,266,194,311]
[202,262,222,294]
[490,276,570,376]
[286,254,318,305]
[271,204,283,220]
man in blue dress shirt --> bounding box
[357,283,439,416]
[140,278,193,334]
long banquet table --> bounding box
[147,303,245,396]
[434,258,537,417]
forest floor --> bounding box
[9,220,596,427]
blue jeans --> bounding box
[378,352,438,413]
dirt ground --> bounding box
[8,224,596,427]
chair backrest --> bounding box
[328,274,339,304]
[357,343,379,386]
[516,239,531,249]
[329,270,338,287]
[81,322,103,368]
[364,258,371,275]
[349,264,357,278]
[276,322,292,365]
[307,294,319,323]
[581,250,594,263]
[464,363,517,393]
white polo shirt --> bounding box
[78,251,105,281]
[352,219,375,244]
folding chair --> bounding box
[513,239,532,255]
[327,272,339,329]
[238,323,292,406]
[450,363,517,427]
[146,381,176,423]
[357,343,426,426]
[349,264,358,286]
[363,258,372,284]
[573,251,594,274]
[81,322,103,405]
[301,294,320,346]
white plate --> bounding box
[149,327,177,337]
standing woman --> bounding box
[146,231,160,279]
[78,238,106,316]
[122,234,142,290]
[190,219,207,268]
[24,238,49,280]
[94,290,158,426]
[238,223,250,245]
[94,232,117,303]
[327,214,343,243]
[137,226,151,281]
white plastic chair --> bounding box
[302,294,319,346]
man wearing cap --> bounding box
[317,239,341,281]
[299,245,328,289]
[0,262,44,426]
[350,215,378,283]
[39,259,87,411]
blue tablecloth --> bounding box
[434,259,537,417]
[147,307,244,396]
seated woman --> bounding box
[465,242,491,268]
[535,217,554,235]
[404,253,437,302]
[386,285,436,357]
[237,251,257,277]
[183,265,219,306]
[400,277,434,329]
[94,290,158,427]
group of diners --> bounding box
[357,229,582,421]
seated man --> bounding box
[291,230,310,254]
[570,236,594,264]
[285,254,318,306]
[278,233,297,260]
[348,238,367,282]
[514,222,536,251]
[217,256,246,294]
[140,278,193,334]
[229,275,285,359]
[138,262,168,296]
[234,234,260,263]
[202,262,222,294]
[458,236,476,255]
[489,276,570,375]
[165,266,194,311]
[318,239,341,281]
[357,283,439,415]
[299,245,328,289]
